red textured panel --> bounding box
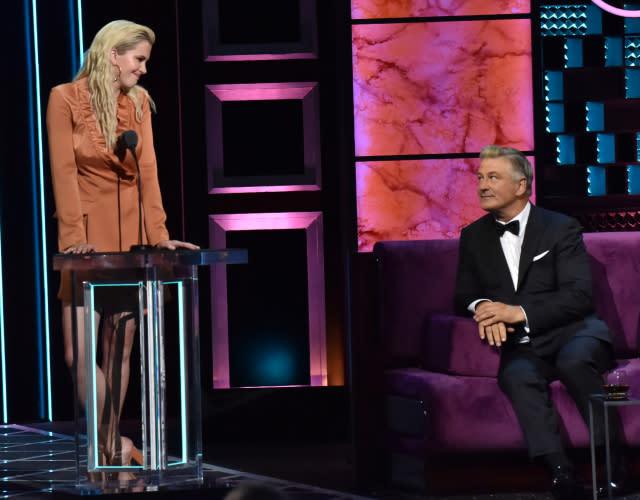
[356,157,536,251]
[352,19,534,156]
[351,0,530,18]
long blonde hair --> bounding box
[75,20,156,149]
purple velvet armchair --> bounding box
[373,232,640,489]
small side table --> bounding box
[588,394,638,500]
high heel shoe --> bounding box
[118,446,143,480]
[111,438,143,480]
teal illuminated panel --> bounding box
[625,68,640,97]
[565,38,583,68]
[546,103,565,132]
[625,36,640,66]
[585,4,603,35]
[586,102,604,132]
[540,5,587,37]
[597,134,615,163]
[606,37,623,67]
[628,165,640,194]
[625,7,640,35]
[637,132,640,161]
[587,166,606,196]
[545,71,564,101]
[557,135,575,164]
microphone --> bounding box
[121,129,138,153]
[120,130,150,252]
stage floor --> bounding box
[4,424,640,500]
[0,424,374,499]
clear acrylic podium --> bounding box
[52,249,247,493]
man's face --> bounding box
[477,156,526,216]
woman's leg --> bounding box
[62,303,109,462]
[99,309,138,465]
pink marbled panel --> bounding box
[351,0,530,18]
[356,157,536,251]
[352,20,533,156]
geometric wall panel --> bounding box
[202,0,317,61]
[205,83,321,193]
[351,0,530,19]
[356,157,536,252]
[209,212,326,388]
[352,19,534,156]
[540,4,588,38]
[539,1,640,200]
[578,210,640,231]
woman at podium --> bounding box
[46,20,198,472]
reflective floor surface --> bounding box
[2,425,640,499]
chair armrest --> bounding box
[421,314,500,377]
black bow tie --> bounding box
[495,220,520,236]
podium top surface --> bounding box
[52,248,248,271]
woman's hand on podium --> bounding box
[155,240,200,251]
[63,243,97,254]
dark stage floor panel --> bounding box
[2,424,640,500]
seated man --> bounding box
[454,145,624,499]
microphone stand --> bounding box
[129,148,152,252]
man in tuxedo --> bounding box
[454,145,622,499]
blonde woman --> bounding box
[46,20,198,471]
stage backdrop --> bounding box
[351,0,535,251]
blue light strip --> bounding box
[24,0,48,422]
[88,285,99,468]
[0,219,6,423]
[177,282,187,463]
[67,0,76,75]
[23,0,35,425]
[30,0,53,422]
[77,0,85,67]
[162,281,187,466]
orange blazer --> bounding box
[46,77,170,253]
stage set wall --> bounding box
[1,0,355,443]
[2,0,640,488]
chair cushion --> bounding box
[384,368,526,454]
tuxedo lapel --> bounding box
[518,206,545,290]
[480,216,514,292]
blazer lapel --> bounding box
[518,206,545,290]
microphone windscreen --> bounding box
[121,130,138,151]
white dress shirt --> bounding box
[499,202,530,290]
[469,202,531,342]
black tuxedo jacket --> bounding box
[455,204,612,357]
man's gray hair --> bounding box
[480,145,533,196]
